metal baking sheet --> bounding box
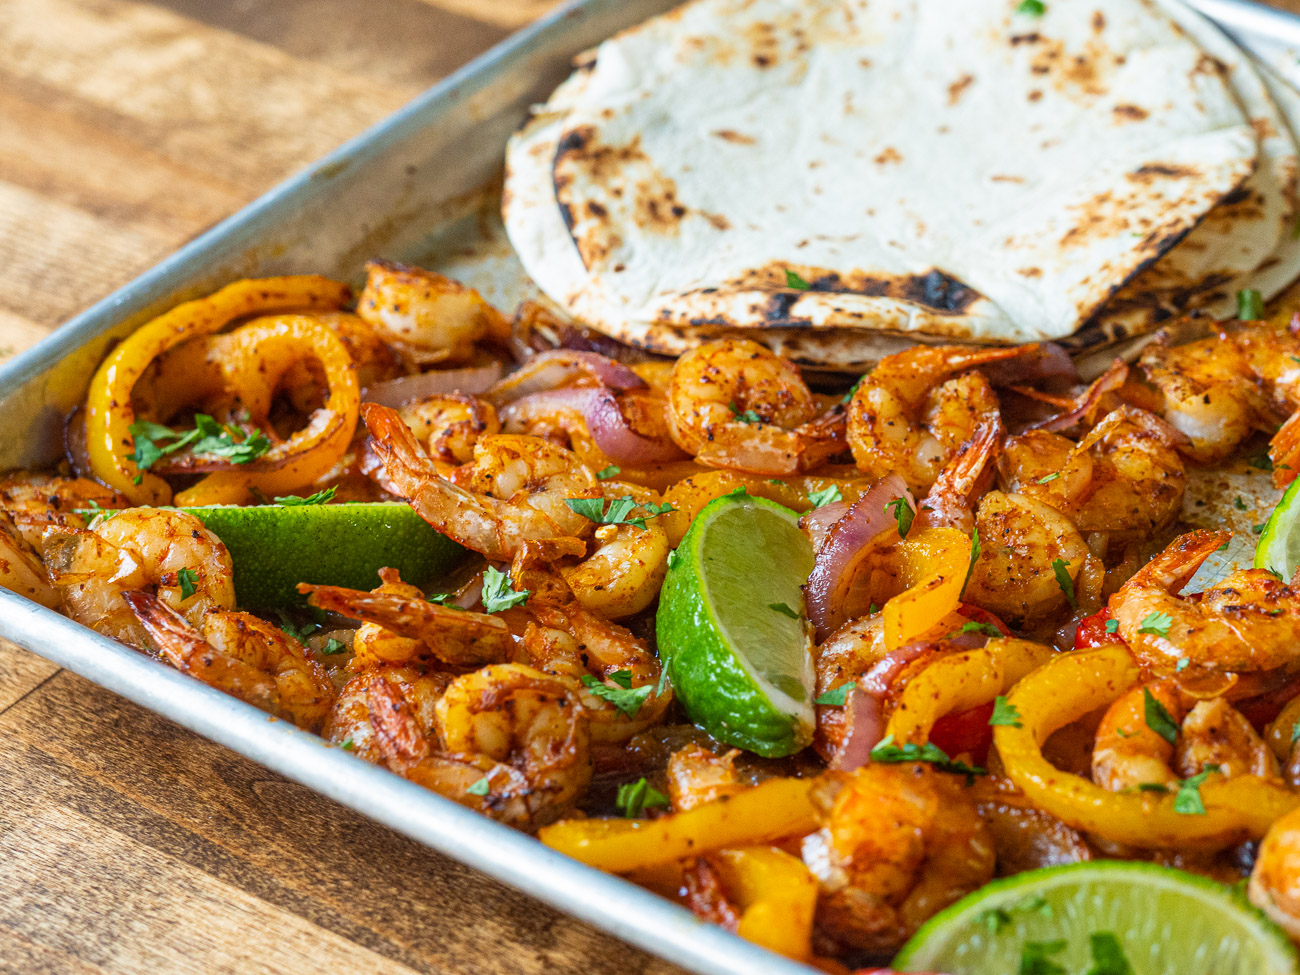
[2,2,1299,972]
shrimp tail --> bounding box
[1272,409,1300,489]
[919,415,1003,531]
[297,580,512,666]
[1122,528,1232,595]
[364,672,433,770]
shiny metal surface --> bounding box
[1,2,1297,972]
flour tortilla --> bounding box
[505,0,1258,357]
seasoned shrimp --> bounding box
[1140,323,1300,465]
[356,259,508,365]
[666,744,747,812]
[666,338,845,476]
[397,393,499,470]
[847,345,1024,494]
[964,492,1089,629]
[1001,406,1186,538]
[1251,804,1300,940]
[299,567,513,668]
[0,472,128,548]
[559,482,670,619]
[431,663,592,829]
[363,402,600,560]
[1093,680,1277,794]
[0,512,58,608]
[1109,530,1300,675]
[43,508,235,648]
[801,764,995,953]
[124,591,335,731]
[324,666,449,768]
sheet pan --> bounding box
[2,2,1299,972]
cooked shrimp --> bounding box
[1001,406,1186,538]
[1140,323,1300,465]
[0,472,128,548]
[431,663,592,829]
[913,418,1002,533]
[324,665,449,768]
[0,512,58,608]
[397,393,499,470]
[1093,680,1277,794]
[356,259,508,365]
[801,764,995,953]
[666,338,845,476]
[846,345,1025,494]
[1109,530,1300,675]
[1251,804,1300,940]
[299,568,513,668]
[124,591,335,731]
[43,508,235,648]
[559,482,670,619]
[964,491,1089,629]
[363,402,600,560]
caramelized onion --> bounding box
[488,350,646,405]
[501,388,685,466]
[362,363,503,407]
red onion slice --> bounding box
[362,363,503,407]
[501,388,686,466]
[979,342,1079,386]
[804,474,913,641]
[488,350,647,405]
[833,643,934,771]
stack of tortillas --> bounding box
[503,0,1300,372]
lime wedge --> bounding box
[174,502,461,607]
[894,861,1298,975]
[1256,476,1300,580]
[655,492,815,757]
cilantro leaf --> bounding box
[1143,688,1179,745]
[1174,764,1220,815]
[1085,931,1133,975]
[815,684,850,706]
[841,377,863,405]
[467,776,491,796]
[885,496,915,538]
[129,413,271,472]
[1051,558,1077,609]
[1105,618,1119,634]
[869,734,985,777]
[768,602,801,620]
[319,638,348,656]
[564,496,675,530]
[666,548,680,570]
[989,695,1022,728]
[1250,451,1275,472]
[595,465,621,480]
[277,610,320,644]
[481,565,529,613]
[728,402,764,424]
[953,620,1002,639]
[1234,496,1247,511]
[1137,611,1173,637]
[1176,657,1189,672]
[1237,288,1265,321]
[341,738,355,751]
[1017,0,1046,14]
[807,485,843,508]
[176,567,198,601]
[273,487,337,506]
[581,673,653,717]
[1036,472,1060,484]
[616,777,670,818]
[962,528,982,596]
[785,269,811,290]
[607,669,634,689]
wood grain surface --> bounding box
[3,2,1300,973]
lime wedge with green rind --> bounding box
[894,860,1298,975]
[103,502,463,608]
[655,492,815,758]
[1256,475,1300,580]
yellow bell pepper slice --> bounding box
[882,526,970,649]
[538,777,817,873]
[712,847,818,961]
[995,645,1300,848]
[85,275,351,504]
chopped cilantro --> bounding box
[728,402,764,424]
[564,495,675,530]
[277,611,321,644]
[841,377,864,405]
[962,528,982,596]
[1105,618,1119,634]
[785,269,811,290]
[869,734,985,777]
[581,673,653,716]
[1036,472,1060,484]
[481,565,530,613]
[1234,496,1248,511]
[885,496,915,538]
[1174,764,1221,815]
[768,602,801,620]
[1137,611,1173,637]
[467,776,491,797]
[320,638,347,656]
[953,620,1003,639]
[1249,451,1274,472]
[129,413,271,472]
[273,487,336,506]
[807,485,843,508]
[1176,657,1189,673]
[595,465,621,480]
[1136,782,1168,793]
[616,777,670,818]
[1016,0,1046,14]
[176,567,198,601]
[815,684,850,706]
[1051,558,1077,609]
[1237,288,1265,321]
[1253,522,1268,535]
[989,695,1022,728]
[1143,688,1179,745]
[341,738,355,751]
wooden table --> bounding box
[3,1,1300,972]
